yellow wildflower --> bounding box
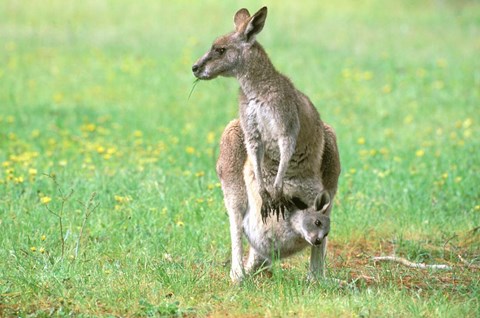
[114,195,131,204]
[404,115,413,125]
[185,146,195,155]
[82,123,96,132]
[207,132,216,144]
[53,93,64,103]
[363,71,373,81]
[357,137,366,145]
[415,149,425,157]
[341,68,351,79]
[462,118,472,129]
[14,176,24,184]
[377,170,389,178]
[41,196,52,204]
[30,246,37,252]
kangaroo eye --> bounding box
[315,220,322,227]
[215,47,226,55]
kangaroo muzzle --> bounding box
[192,52,215,80]
[192,62,205,79]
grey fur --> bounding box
[193,7,341,283]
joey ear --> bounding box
[234,8,251,31]
[242,6,267,42]
[314,191,331,214]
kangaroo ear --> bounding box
[234,8,251,31]
[314,191,331,214]
[241,7,267,42]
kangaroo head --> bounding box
[192,7,267,80]
[290,192,331,246]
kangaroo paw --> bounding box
[260,189,291,221]
[260,189,272,222]
[270,196,290,221]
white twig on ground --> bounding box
[372,256,453,270]
[458,254,480,270]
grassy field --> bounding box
[1,0,479,316]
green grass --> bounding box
[1,0,479,317]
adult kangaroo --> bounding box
[192,7,341,283]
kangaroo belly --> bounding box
[243,212,309,259]
[243,154,311,260]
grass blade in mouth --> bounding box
[188,79,200,101]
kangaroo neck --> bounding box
[236,43,279,100]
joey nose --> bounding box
[192,64,199,73]
[314,238,322,246]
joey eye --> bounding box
[314,220,322,227]
[215,47,226,55]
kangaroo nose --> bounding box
[314,238,322,246]
[192,64,199,73]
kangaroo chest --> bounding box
[242,99,284,157]
[246,99,282,137]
